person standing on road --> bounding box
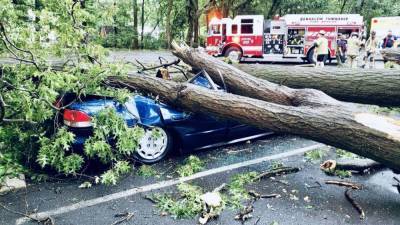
[314,30,329,68]
[365,31,379,68]
[347,32,361,68]
[382,30,397,49]
[336,33,347,66]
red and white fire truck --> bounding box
[206,14,364,63]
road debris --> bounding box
[252,167,300,181]
[78,181,92,189]
[0,202,55,225]
[393,177,400,194]
[325,180,362,190]
[234,203,254,223]
[248,190,280,199]
[344,189,365,220]
[198,184,225,224]
[110,212,134,225]
[321,159,383,174]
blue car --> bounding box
[62,70,272,163]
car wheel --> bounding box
[225,46,242,62]
[133,126,173,164]
[307,47,316,64]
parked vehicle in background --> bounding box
[61,70,272,164]
[370,16,400,48]
[206,14,364,63]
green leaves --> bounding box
[176,155,205,177]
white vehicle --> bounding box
[370,16,400,48]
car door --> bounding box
[176,71,229,150]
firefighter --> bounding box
[314,30,329,68]
[346,32,361,69]
[365,31,379,69]
[336,33,347,66]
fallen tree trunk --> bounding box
[381,48,400,64]
[235,64,400,107]
[172,42,400,107]
[106,74,400,171]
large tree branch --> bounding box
[105,74,400,170]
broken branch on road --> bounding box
[325,180,362,190]
[110,212,134,225]
[345,189,365,220]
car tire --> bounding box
[224,46,242,62]
[307,46,316,64]
[133,126,173,164]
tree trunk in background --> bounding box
[340,0,348,14]
[267,0,279,18]
[193,0,199,47]
[235,64,400,107]
[166,0,173,49]
[140,0,145,48]
[172,44,400,107]
[221,0,232,17]
[186,0,195,45]
[132,0,139,49]
[106,74,400,171]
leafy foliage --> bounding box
[0,0,140,184]
[227,171,258,208]
[137,164,158,178]
[152,183,204,218]
[176,155,205,177]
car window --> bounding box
[190,75,213,89]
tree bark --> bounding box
[171,43,400,107]
[166,0,173,49]
[235,64,400,107]
[140,0,145,49]
[381,48,400,64]
[172,42,341,107]
[105,74,400,171]
[132,0,139,49]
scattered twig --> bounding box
[110,212,134,225]
[393,177,400,194]
[260,193,281,199]
[0,202,55,224]
[345,189,365,220]
[254,217,261,225]
[252,167,300,181]
[135,59,180,72]
[305,181,322,189]
[143,195,158,204]
[213,183,226,192]
[325,180,362,190]
[234,203,254,223]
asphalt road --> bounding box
[1,134,399,225]
[0,50,398,225]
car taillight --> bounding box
[63,109,92,128]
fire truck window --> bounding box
[210,24,221,35]
[241,19,253,23]
[232,24,238,34]
[241,24,253,34]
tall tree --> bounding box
[132,0,139,49]
[140,0,145,48]
[166,0,173,48]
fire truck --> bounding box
[206,14,364,63]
